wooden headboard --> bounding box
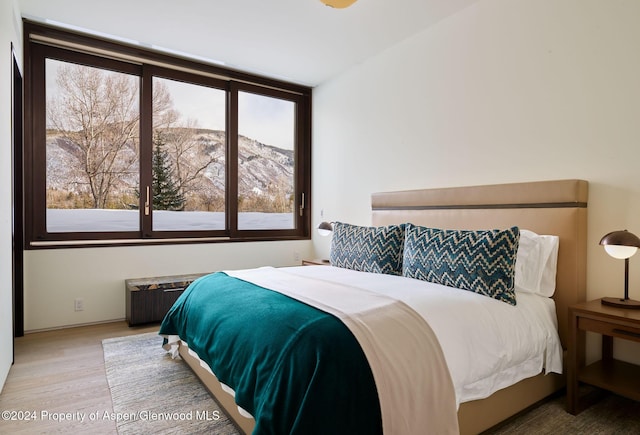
[371,179,588,349]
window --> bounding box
[45,58,141,233]
[237,88,296,230]
[25,22,311,247]
[150,74,227,232]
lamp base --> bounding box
[601,297,640,309]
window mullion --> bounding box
[299,94,312,236]
[228,82,239,236]
[140,67,154,237]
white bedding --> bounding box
[282,265,563,407]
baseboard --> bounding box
[24,318,127,334]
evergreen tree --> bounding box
[152,131,185,211]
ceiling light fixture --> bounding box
[321,0,357,8]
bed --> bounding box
[159,179,588,434]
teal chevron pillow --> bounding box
[403,224,520,305]
[330,222,405,275]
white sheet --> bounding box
[282,265,563,407]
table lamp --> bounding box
[317,221,333,237]
[315,222,334,264]
[600,229,640,309]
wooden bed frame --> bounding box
[177,179,588,435]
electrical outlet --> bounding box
[74,298,84,311]
[293,251,301,262]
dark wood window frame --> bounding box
[23,21,311,249]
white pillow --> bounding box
[515,229,559,297]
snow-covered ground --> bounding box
[46,209,295,232]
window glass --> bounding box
[237,91,295,230]
[151,77,226,231]
[45,59,140,232]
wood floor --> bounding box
[0,321,158,434]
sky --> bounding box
[46,59,296,150]
[163,77,296,150]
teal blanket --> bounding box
[159,272,382,435]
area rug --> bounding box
[485,388,640,434]
[102,333,240,435]
[104,333,640,434]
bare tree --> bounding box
[47,64,140,208]
[46,65,265,214]
[153,120,219,209]
[47,64,174,209]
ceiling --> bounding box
[18,0,480,87]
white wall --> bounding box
[312,0,640,363]
[24,240,312,331]
[0,0,22,391]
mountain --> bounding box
[46,128,295,211]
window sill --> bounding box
[28,234,309,249]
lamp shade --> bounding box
[600,230,640,259]
[317,221,333,237]
[320,0,357,8]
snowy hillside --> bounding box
[46,128,295,209]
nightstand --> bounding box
[301,258,331,266]
[567,299,640,414]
